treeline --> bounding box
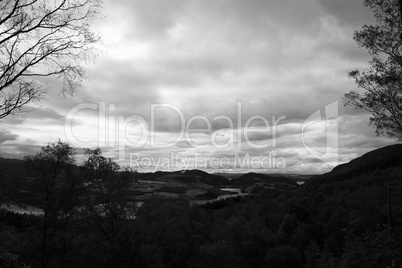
[1,141,402,267]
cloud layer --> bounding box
[0,0,395,173]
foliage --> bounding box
[24,140,78,268]
[0,249,30,268]
[2,141,402,267]
[341,229,399,268]
[77,148,140,268]
[344,0,402,140]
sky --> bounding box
[0,0,397,174]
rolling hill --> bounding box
[230,172,299,192]
[306,144,402,186]
[136,169,231,187]
[0,157,26,179]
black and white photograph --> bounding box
[1,0,402,267]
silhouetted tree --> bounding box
[341,229,399,268]
[0,249,30,268]
[344,0,402,140]
[24,140,79,268]
[79,148,140,268]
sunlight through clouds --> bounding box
[0,0,394,174]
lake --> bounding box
[190,188,250,205]
[1,203,44,216]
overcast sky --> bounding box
[0,0,396,174]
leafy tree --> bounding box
[265,245,303,268]
[24,140,78,268]
[0,249,30,268]
[0,0,101,119]
[79,148,140,268]
[341,229,399,268]
[199,240,239,268]
[136,198,198,267]
[0,169,7,203]
[344,0,402,140]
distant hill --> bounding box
[306,144,402,186]
[231,172,298,186]
[0,156,302,190]
[229,172,299,193]
[213,172,244,180]
[0,157,26,180]
[0,157,40,206]
[136,169,230,187]
[135,169,303,190]
[175,169,230,186]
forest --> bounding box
[2,0,402,267]
[1,141,402,268]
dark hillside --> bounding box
[2,146,402,267]
[0,157,26,180]
[306,144,402,186]
[231,172,298,187]
[136,169,230,187]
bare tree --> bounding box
[0,0,101,119]
[344,0,402,140]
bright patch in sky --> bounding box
[0,0,395,174]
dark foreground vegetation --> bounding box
[1,142,402,268]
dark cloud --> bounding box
[0,143,41,159]
[317,0,375,28]
[1,0,392,174]
[0,131,18,144]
